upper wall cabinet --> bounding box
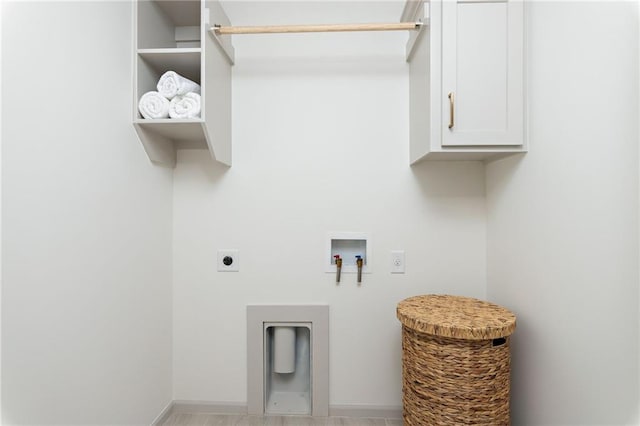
[404,0,525,162]
[133,0,234,167]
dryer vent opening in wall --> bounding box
[264,323,311,415]
[247,305,329,417]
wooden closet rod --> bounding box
[212,22,422,35]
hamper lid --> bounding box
[396,294,516,340]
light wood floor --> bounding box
[162,413,403,426]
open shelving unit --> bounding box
[133,0,234,167]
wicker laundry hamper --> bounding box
[396,294,516,426]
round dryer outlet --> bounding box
[217,249,240,272]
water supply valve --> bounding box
[334,254,343,283]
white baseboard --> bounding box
[156,400,402,421]
[151,400,174,425]
[330,404,402,420]
[172,400,248,415]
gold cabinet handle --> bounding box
[448,92,454,129]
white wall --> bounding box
[2,2,173,424]
[0,0,4,421]
[172,2,487,408]
[486,2,639,425]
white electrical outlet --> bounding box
[217,249,240,272]
[391,250,405,274]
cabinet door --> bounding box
[441,0,523,146]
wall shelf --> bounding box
[133,0,233,168]
[134,119,208,142]
[137,49,201,83]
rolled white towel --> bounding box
[157,71,201,99]
[138,91,170,119]
[169,92,201,119]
